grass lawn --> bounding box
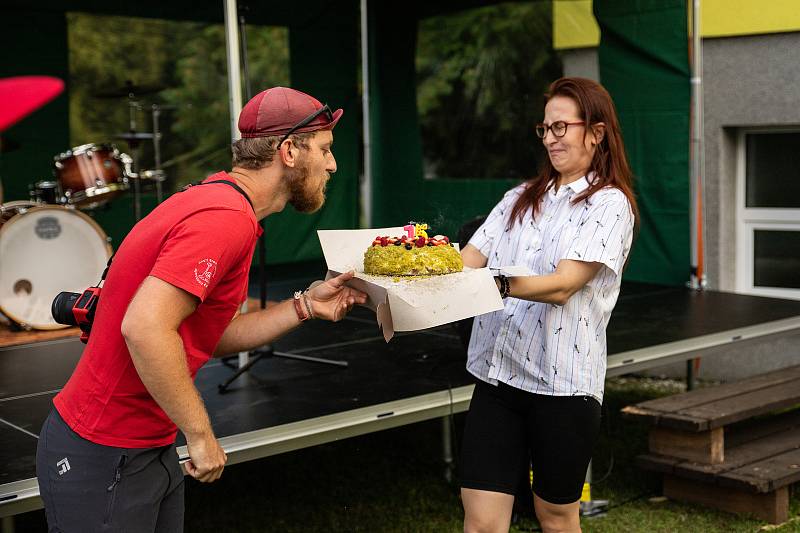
[14,377,800,532]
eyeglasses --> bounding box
[535,121,585,139]
[278,104,333,148]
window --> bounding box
[736,130,800,299]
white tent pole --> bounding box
[360,0,373,228]
[223,0,248,367]
[224,0,243,144]
[689,0,706,289]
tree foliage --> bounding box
[416,1,561,180]
[66,2,557,189]
[67,13,288,189]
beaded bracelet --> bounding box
[302,290,315,320]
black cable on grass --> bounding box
[603,490,658,512]
[590,455,615,485]
[590,396,616,485]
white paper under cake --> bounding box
[318,228,503,341]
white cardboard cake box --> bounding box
[317,227,504,342]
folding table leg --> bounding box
[442,416,454,483]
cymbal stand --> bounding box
[127,94,144,221]
[151,104,164,203]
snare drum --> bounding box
[53,143,131,209]
[0,204,111,329]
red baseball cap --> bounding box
[238,86,343,138]
[0,76,64,132]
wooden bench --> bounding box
[622,364,800,524]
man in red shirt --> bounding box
[36,87,367,532]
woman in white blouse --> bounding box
[459,77,638,533]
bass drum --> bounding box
[0,204,111,329]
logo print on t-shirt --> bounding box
[194,258,218,288]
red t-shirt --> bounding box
[54,173,261,448]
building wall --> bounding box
[560,48,598,81]
[676,31,800,382]
[553,0,598,50]
[553,0,800,50]
[703,31,800,292]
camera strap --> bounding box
[99,254,114,284]
[184,179,255,213]
[97,178,255,285]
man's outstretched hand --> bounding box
[307,271,368,322]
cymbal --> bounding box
[0,76,64,132]
[93,80,165,99]
[113,132,155,142]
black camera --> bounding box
[52,287,101,343]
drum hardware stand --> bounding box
[151,103,163,203]
[114,95,157,221]
[218,4,346,393]
[150,103,176,204]
[129,95,144,221]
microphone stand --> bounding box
[218,4,345,393]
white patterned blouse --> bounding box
[466,174,635,403]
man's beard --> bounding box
[286,163,326,213]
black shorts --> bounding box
[459,379,601,505]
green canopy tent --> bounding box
[0,0,361,264]
[1,0,693,285]
[592,0,692,286]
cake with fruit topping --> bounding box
[363,226,463,276]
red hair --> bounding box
[508,77,639,229]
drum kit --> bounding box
[0,81,170,331]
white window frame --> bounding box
[735,128,800,300]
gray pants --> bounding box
[36,408,184,533]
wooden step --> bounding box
[622,365,800,431]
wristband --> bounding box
[293,291,310,322]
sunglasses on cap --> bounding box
[278,104,333,148]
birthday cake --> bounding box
[363,224,463,277]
